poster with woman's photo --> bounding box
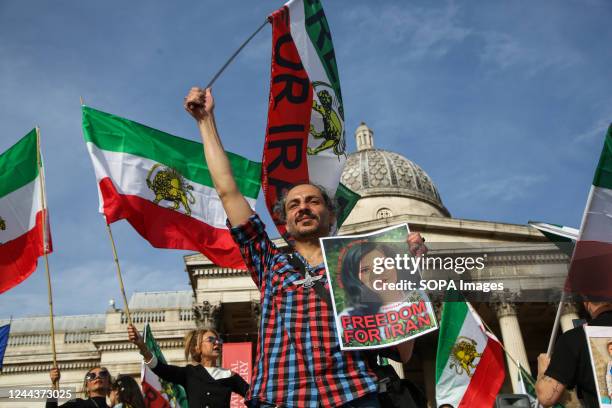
[320,223,438,350]
[585,325,612,407]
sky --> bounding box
[0,0,611,319]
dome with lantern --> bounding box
[340,122,450,224]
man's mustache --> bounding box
[295,209,318,222]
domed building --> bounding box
[341,122,449,222]
[0,124,580,407]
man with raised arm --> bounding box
[184,87,426,408]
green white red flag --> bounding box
[529,221,578,257]
[435,300,505,407]
[141,324,188,408]
[82,106,261,269]
[0,130,52,293]
[565,124,612,300]
[263,0,358,237]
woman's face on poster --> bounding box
[359,248,397,291]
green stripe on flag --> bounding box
[82,106,262,198]
[593,124,612,190]
[335,183,359,228]
[435,296,468,383]
[303,0,343,107]
[0,129,38,199]
[144,324,188,408]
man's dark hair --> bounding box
[273,183,336,224]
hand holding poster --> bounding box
[321,223,437,350]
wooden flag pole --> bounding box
[35,127,58,383]
[79,95,132,326]
[104,222,133,327]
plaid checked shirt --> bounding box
[229,214,378,408]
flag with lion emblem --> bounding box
[435,299,505,407]
[82,106,261,269]
[262,0,358,237]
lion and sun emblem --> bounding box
[146,164,195,216]
[449,336,482,377]
[308,81,346,157]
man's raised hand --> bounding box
[184,87,214,122]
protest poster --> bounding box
[585,325,612,408]
[321,223,437,350]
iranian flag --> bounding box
[435,300,505,408]
[141,324,188,408]
[82,106,261,269]
[263,0,358,236]
[0,130,52,294]
[565,123,612,300]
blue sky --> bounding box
[1,0,610,319]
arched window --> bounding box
[376,207,393,219]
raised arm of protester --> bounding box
[184,87,253,227]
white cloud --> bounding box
[342,1,471,60]
[459,174,547,203]
[479,31,582,76]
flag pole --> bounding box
[479,311,537,389]
[35,127,58,381]
[205,18,269,89]
[104,222,133,327]
[79,95,133,326]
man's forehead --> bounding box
[286,184,323,200]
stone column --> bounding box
[493,298,530,393]
[560,302,579,333]
[193,300,222,330]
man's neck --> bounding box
[294,240,323,266]
[89,392,105,399]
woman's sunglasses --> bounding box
[202,336,223,345]
[85,370,110,382]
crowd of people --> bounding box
[45,86,427,408]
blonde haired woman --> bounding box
[127,324,248,408]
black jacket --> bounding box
[45,396,109,408]
[152,362,249,408]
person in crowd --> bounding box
[182,86,427,407]
[536,301,612,407]
[128,325,248,408]
[45,366,111,408]
[109,375,145,408]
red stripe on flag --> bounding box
[458,337,505,408]
[262,6,312,238]
[142,380,171,408]
[565,240,612,300]
[99,178,246,270]
[0,210,48,294]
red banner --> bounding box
[222,342,252,408]
[262,6,312,238]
